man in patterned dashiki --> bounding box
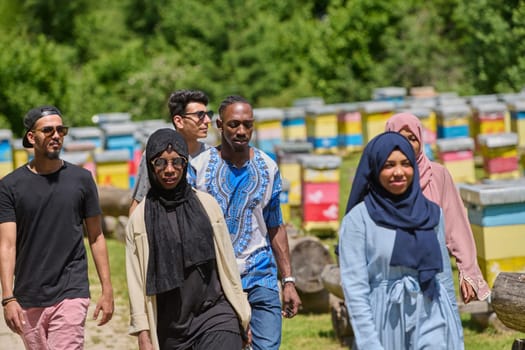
[189,95,301,350]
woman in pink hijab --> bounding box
[385,112,490,303]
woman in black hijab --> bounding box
[126,128,250,350]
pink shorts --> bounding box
[21,297,90,350]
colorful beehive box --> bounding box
[275,142,313,207]
[94,149,131,189]
[507,100,525,148]
[280,178,291,224]
[459,182,525,286]
[497,93,525,132]
[101,122,137,158]
[253,108,284,161]
[305,105,339,154]
[0,129,13,177]
[68,127,103,151]
[12,138,30,169]
[409,86,437,98]
[62,141,97,178]
[436,137,476,183]
[282,107,307,142]
[372,86,406,106]
[471,103,507,150]
[434,92,462,105]
[300,155,341,235]
[477,132,519,180]
[62,150,97,179]
[467,94,498,106]
[360,101,396,143]
[336,102,363,153]
[435,104,471,139]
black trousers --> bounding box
[192,330,242,350]
[161,330,242,350]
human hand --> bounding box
[3,300,25,334]
[242,325,252,349]
[281,283,301,318]
[138,330,154,350]
[460,279,477,304]
[93,291,114,326]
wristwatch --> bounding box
[282,276,296,285]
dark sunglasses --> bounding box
[151,157,187,171]
[181,110,214,122]
[32,125,69,137]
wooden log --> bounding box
[98,186,132,218]
[321,264,344,300]
[491,272,525,332]
[512,339,525,350]
[288,234,334,313]
[329,294,353,348]
[113,216,129,243]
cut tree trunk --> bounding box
[329,294,353,348]
[491,272,525,332]
[98,186,132,218]
[288,234,334,313]
[512,339,525,350]
[321,264,344,300]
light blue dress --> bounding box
[339,202,464,350]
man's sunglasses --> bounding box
[181,110,214,122]
[32,125,69,137]
[151,157,187,171]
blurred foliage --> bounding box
[1,0,525,137]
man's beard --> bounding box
[45,150,61,160]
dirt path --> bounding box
[0,299,137,349]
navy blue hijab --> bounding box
[346,131,443,300]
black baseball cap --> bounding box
[22,105,62,148]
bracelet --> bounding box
[2,296,17,307]
[282,276,296,285]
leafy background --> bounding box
[2,0,525,137]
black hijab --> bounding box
[144,128,215,296]
[346,132,443,300]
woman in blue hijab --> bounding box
[339,132,463,350]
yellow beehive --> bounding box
[280,162,302,207]
[360,101,396,143]
[437,137,476,183]
[303,168,339,183]
[486,170,521,180]
[276,142,313,207]
[0,161,13,178]
[441,159,476,183]
[471,224,525,260]
[280,178,291,224]
[508,100,525,147]
[94,149,130,189]
[478,256,525,288]
[283,107,307,142]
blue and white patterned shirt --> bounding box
[190,147,283,291]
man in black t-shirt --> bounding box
[0,106,114,349]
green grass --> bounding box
[86,237,128,307]
[86,237,525,350]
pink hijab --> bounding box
[385,113,491,301]
[385,113,433,194]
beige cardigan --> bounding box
[126,189,251,349]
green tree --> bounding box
[0,33,74,136]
